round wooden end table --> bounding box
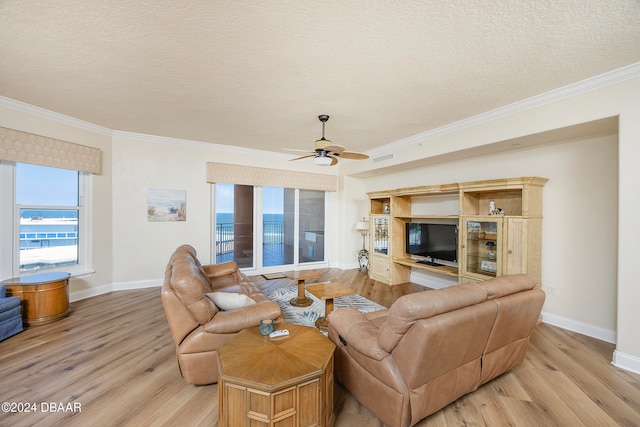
[284,270,322,307]
[2,271,71,326]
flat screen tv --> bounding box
[405,222,458,265]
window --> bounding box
[0,162,89,276]
[214,184,328,270]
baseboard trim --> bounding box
[612,350,640,375]
[541,311,616,344]
[69,279,162,302]
[112,279,163,291]
[69,284,113,302]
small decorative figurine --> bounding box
[486,241,496,260]
[489,198,495,215]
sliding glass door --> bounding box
[214,184,326,270]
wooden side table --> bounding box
[284,270,322,307]
[306,282,355,331]
[2,272,70,326]
[217,323,335,427]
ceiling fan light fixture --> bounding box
[314,155,333,166]
[285,114,367,166]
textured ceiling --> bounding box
[1,1,639,158]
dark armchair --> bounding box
[0,284,23,341]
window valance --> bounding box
[206,162,337,192]
[0,126,102,174]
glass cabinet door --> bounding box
[462,217,501,279]
[372,215,389,256]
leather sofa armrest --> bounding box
[328,308,389,361]
[203,261,238,277]
[203,300,281,334]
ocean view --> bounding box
[216,213,284,223]
[21,209,78,219]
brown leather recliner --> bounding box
[327,274,545,427]
[161,245,281,385]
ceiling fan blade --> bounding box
[338,151,369,160]
[329,155,339,166]
[289,154,316,161]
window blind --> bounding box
[0,126,102,174]
[206,162,337,192]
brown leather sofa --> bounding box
[327,274,545,427]
[161,244,281,385]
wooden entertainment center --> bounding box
[367,177,547,285]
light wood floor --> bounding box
[0,268,638,426]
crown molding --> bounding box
[0,95,287,159]
[0,96,113,136]
[367,62,640,157]
[111,130,289,159]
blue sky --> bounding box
[16,163,78,206]
[216,183,284,214]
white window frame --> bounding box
[0,161,93,279]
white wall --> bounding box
[616,104,640,371]
[111,135,213,286]
[335,175,368,269]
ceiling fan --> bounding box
[286,115,369,166]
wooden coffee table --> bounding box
[284,270,322,307]
[306,282,355,331]
[217,323,335,427]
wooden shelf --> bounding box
[368,183,460,197]
[396,215,459,220]
[369,177,547,285]
[394,258,459,277]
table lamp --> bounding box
[355,218,369,252]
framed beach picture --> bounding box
[148,189,186,222]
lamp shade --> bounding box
[356,220,369,231]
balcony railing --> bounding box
[216,221,285,263]
[263,221,284,244]
[216,222,235,256]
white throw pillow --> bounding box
[205,291,256,311]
